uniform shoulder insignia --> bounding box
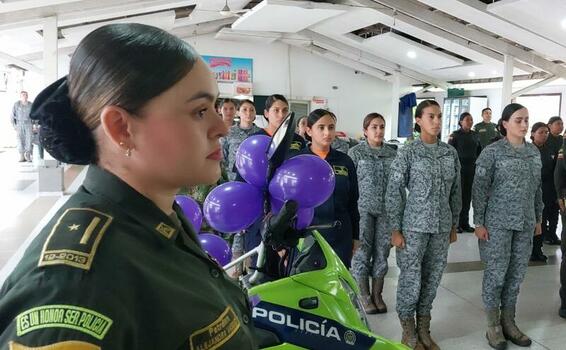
[38,208,113,271]
[10,341,101,350]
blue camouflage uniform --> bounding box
[386,138,461,319]
[349,142,397,280]
[472,138,543,310]
[221,124,261,181]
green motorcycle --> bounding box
[223,113,407,350]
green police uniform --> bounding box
[474,121,500,148]
[0,166,257,350]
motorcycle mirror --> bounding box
[266,112,296,182]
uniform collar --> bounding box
[82,165,187,243]
[413,138,451,158]
[500,137,536,157]
[361,141,395,156]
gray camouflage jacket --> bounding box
[221,124,261,181]
[386,138,462,234]
[472,138,543,231]
[348,142,397,215]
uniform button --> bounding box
[242,314,249,324]
[210,268,220,278]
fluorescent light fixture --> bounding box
[468,72,476,77]
[407,51,416,59]
[561,18,566,30]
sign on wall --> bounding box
[202,55,253,97]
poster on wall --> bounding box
[202,55,253,97]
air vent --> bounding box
[350,24,470,62]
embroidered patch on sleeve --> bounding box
[10,340,101,350]
[332,165,349,177]
[290,141,303,151]
[38,208,113,270]
[189,306,241,350]
[16,305,113,340]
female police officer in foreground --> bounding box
[473,103,542,350]
[0,24,257,349]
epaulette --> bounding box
[38,208,113,271]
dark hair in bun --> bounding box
[30,23,199,165]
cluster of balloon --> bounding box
[175,195,232,266]
[268,154,335,228]
[203,133,336,239]
[203,135,270,235]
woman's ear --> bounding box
[99,105,135,151]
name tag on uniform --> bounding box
[478,129,486,133]
[333,165,349,177]
[190,306,241,350]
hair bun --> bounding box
[30,76,96,165]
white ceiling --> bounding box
[0,0,565,88]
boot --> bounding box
[357,277,377,314]
[416,315,440,350]
[500,307,531,347]
[18,154,25,162]
[371,277,387,313]
[400,317,425,350]
[24,151,32,162]
[485,308,507,350]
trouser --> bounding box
[395,230,449,319]
[479,226,533,309]
[542,197,559,242]
[16,122,32,155]
[560,215,566,309]
[459,164,475,229]
[351,212,391,280]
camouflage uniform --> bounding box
[349,142,397,280]
[332,137,350,154]
[11,100,33,159]
[222,124,261,181]
[386,139,461,318]
[472,138,543,309]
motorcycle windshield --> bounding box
[288,235,327,275]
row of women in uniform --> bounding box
[220,97,543,350]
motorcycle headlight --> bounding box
[340,277,369,329]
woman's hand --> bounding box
[475,225,489,241]
[534,223,542,236]
[391,230,405,249]
[449,226,458,244]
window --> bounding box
[516,94,561,126]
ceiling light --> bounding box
[468,72,476,77]
[492,70,498,75]
[561,18,566,30]
[407,51,417,59]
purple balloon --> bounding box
[175,195,203,232]
[235,135,271,188]
[268,155,335,208]
[199,233,232,266]
[203,181,264,233]
[270,197,315,230]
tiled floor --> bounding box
[0,146,565,349]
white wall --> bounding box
[188,34,396,139]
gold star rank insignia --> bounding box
[68,224,81,231]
